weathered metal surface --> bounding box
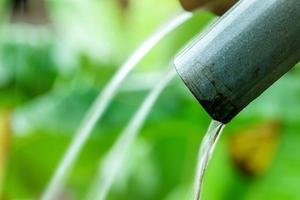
[179,0,238,15]
[175,0,300,123]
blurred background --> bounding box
[0,0,300,199]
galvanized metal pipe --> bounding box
[175,0,300,123]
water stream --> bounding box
[193,120,225,200]
[41,11,192,200]
[87,68,176,200]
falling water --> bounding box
[41,11,192,200]
[87,68,176,200]
[193,120,225,200]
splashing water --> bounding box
[193,120,225,200]
[41,11,192,200]
[87,68,176,200]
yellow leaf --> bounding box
[229,121,280,176]
[0,110,12,197]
